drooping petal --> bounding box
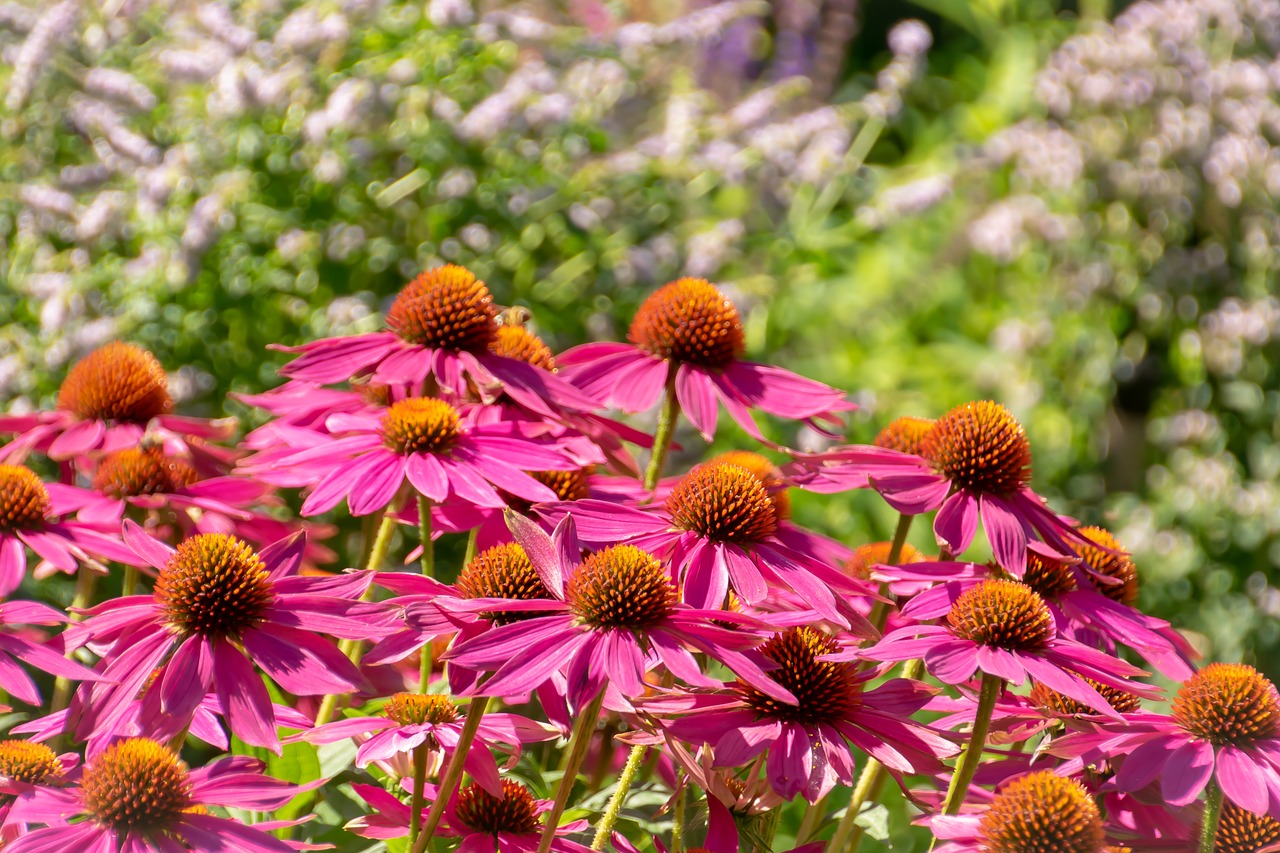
[212,638,280,753]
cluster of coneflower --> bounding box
[0,266,1273,853]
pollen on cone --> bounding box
[978,771,1104,853]
[1172,663,1280,746]
[947,578,1054,651]
[81,738,193,832]
[385,264,498,352]
[155,534,275,640]
[739,626,860,725]
[57,342,171,422]
[0,465,51,532]
[628,278,745,370]
[667,462,780,544]
[921,401,1031,495]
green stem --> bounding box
[314,510,399,727]
[828,758,889,851]
[670,778,687,853]
[541,691,606,853]
[938,674,1004,817]
[409,744,429,849]
[643,380,680,492]
[121,564,138,598]
[591,742,648,850]
[51,568,99,716]
[418,495,434,693]
[860,512,915,664]
[750,809,781,853]
[462,528,479,567]
[1199,781,1223,853]
[413,697,492,853]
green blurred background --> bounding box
[3,0,1279,709]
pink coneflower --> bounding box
[929,769,1106,853]
[1053,663,1280,818]
[4,738,306,853]
[294,692,555,793]
[0,740,77,846]
[272,265,598,415]
[0,598,105,707]
[443,514,791,708]
[348,779,592,851]
[71,525,386,751]
[0,342,234,464]
[538,459,871,626]
[558,278,853,441]
[0,464,139,585]
[644,626,957,804]
[244,397,580,516]
[787,402,1091,576]
[866,578,1153,717]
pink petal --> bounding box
[675,365,718,441]
[934,491,978,555]
[981,495,1029,576]
[212,638,280,753]
[241,624,361,695]
[1216,745,1270,814]
[1162,740,1215,806]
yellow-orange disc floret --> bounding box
[57,342,171,423]
[628,278,744,370]
[385,265,498,352]
[0,465,50,532]
[1172,663,1280,747]
[921,401,1031,496]
[978,771,1105,853]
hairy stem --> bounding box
[591,742,648,850]
[409,744,429,848]
[413,697,491,853]
[1199,781,1223,853]
[540,691,606,853]
[643,379,680,492]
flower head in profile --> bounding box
[294,693,555,793]
[868,578,1153,717]
[538,459,872,627]
[1053,663,1280,819]
[349,778,592,851]
[72,525,386,751]
[4,738,306,853]
[242,396,581,516]
[272,264,598,416]
[788,402,1100,576]
[647,625,956,803]
[443,513,791,709]
[558,278,853,441]
[0,464,140,586]
[929,770,1106,853]
[0,342,234,464]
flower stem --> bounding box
[643,379,680,492]
[1199,780,1223,853]
[409,744,429,849]
[413,696,491,853]
[50,568,99,717]
[540,691,606,853]
[462,528,478,567]
[314,509,399,727]
[938,673,1004,816]
[591,742,648,850]
[418,495,434,693]
[121,563,138,597]
[670,778,688,853]
[860,512,915,666]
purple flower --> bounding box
[558,277,852,441]
[645,626,958,803]
[5,738,309,853]
[70,524,387,751]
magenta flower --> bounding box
[866,578,1154,717]
[0,599,104,707]
[538,458,873,626]
[70,524,387,751]
[444,513,792,708]
[558,277,852,441]
[348,779,592,852]
[0,342,233,464]
[4,738,308,853]
[293,692,555,793]
[927,770,1105,853]
[787,402,1091,576]
[0,464,139,585]
[243,397,580,516]
[272,264,598,416]
[1052,663,1280,818]
[644,625,957,804]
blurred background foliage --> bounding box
[3,0,1280,724]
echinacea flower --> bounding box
[272,264,598,416]
[4,738,307,853]
[1053,663,1280,818]
[293,692,555,793]
[646,626,959,804]
[0,463,141,586]
[538,459,871,625]
[1212,801,1280,853]
[866,578,1153,717]
[929,769,1106,853]
[787,401,1092,576]
[244,397,580,516]
[71,526,386,751]
[558,277,853,441]
[444,513,791,709]
[0,598,106,707]
[348,778,592,852]
[0,342,233,464]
